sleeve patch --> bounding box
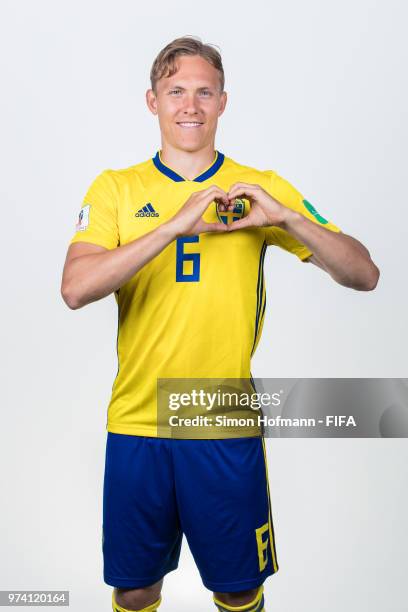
[302,199,328,225]
[75,204,91,231]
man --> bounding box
[61,36,379,612]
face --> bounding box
[146,55,227,152]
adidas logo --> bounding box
[135,203,159,217]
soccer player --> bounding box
[61,36,379,612]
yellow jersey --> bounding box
[70,151,340,437]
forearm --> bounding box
[62,222,177,309]
[279,210,380,290]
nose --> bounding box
[182,92,200,115]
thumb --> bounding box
[227,216,254,231]
[200,221,229,233]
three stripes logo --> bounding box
[135,202,159,217]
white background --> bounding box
[0,0,407,610]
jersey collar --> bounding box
[152,150,225,183]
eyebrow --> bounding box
[168,85,214,91]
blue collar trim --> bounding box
[152,151,225,183]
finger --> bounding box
[214,197,228,212]
[227,216,254,231]
[228,182,263,197]
[200,221,229,233]
[226,201,238,210]
[228,186,259,201]
[228,182,260,193]
[197,187,229,210]
[202,185,229,200]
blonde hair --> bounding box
[150,35,225,93]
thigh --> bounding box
[172,436,279,593]
[103,433,182,588]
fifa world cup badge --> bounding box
[76,204,91,231]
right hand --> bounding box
[165,186,230,237]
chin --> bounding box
[180,143,202,153]
[175,139,209,153]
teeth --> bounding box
[178,122,202,126]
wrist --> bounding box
[157,220,181,242]
[277,208,303,230]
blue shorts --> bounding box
[102,433,279,592]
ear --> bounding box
[218,91,227,117]
[146,89,158,115]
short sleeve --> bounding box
[70,170,120,250]
[263,170,341,260]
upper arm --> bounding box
[62,241,108,286]
[265,226,314,261]
[263,170,341,260]
[69,169,120,251]
[64,241,108,265]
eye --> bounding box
[169,88,182,95]
[199,90,212,97]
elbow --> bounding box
[61,282,84,310]
[352,262,380,291]
[360,262,380,291]
[335,261,380,291]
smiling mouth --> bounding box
[176,122,204,128]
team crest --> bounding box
[216,198,246,225]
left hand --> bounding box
[218,182,291,231]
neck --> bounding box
[159,142,216,180]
